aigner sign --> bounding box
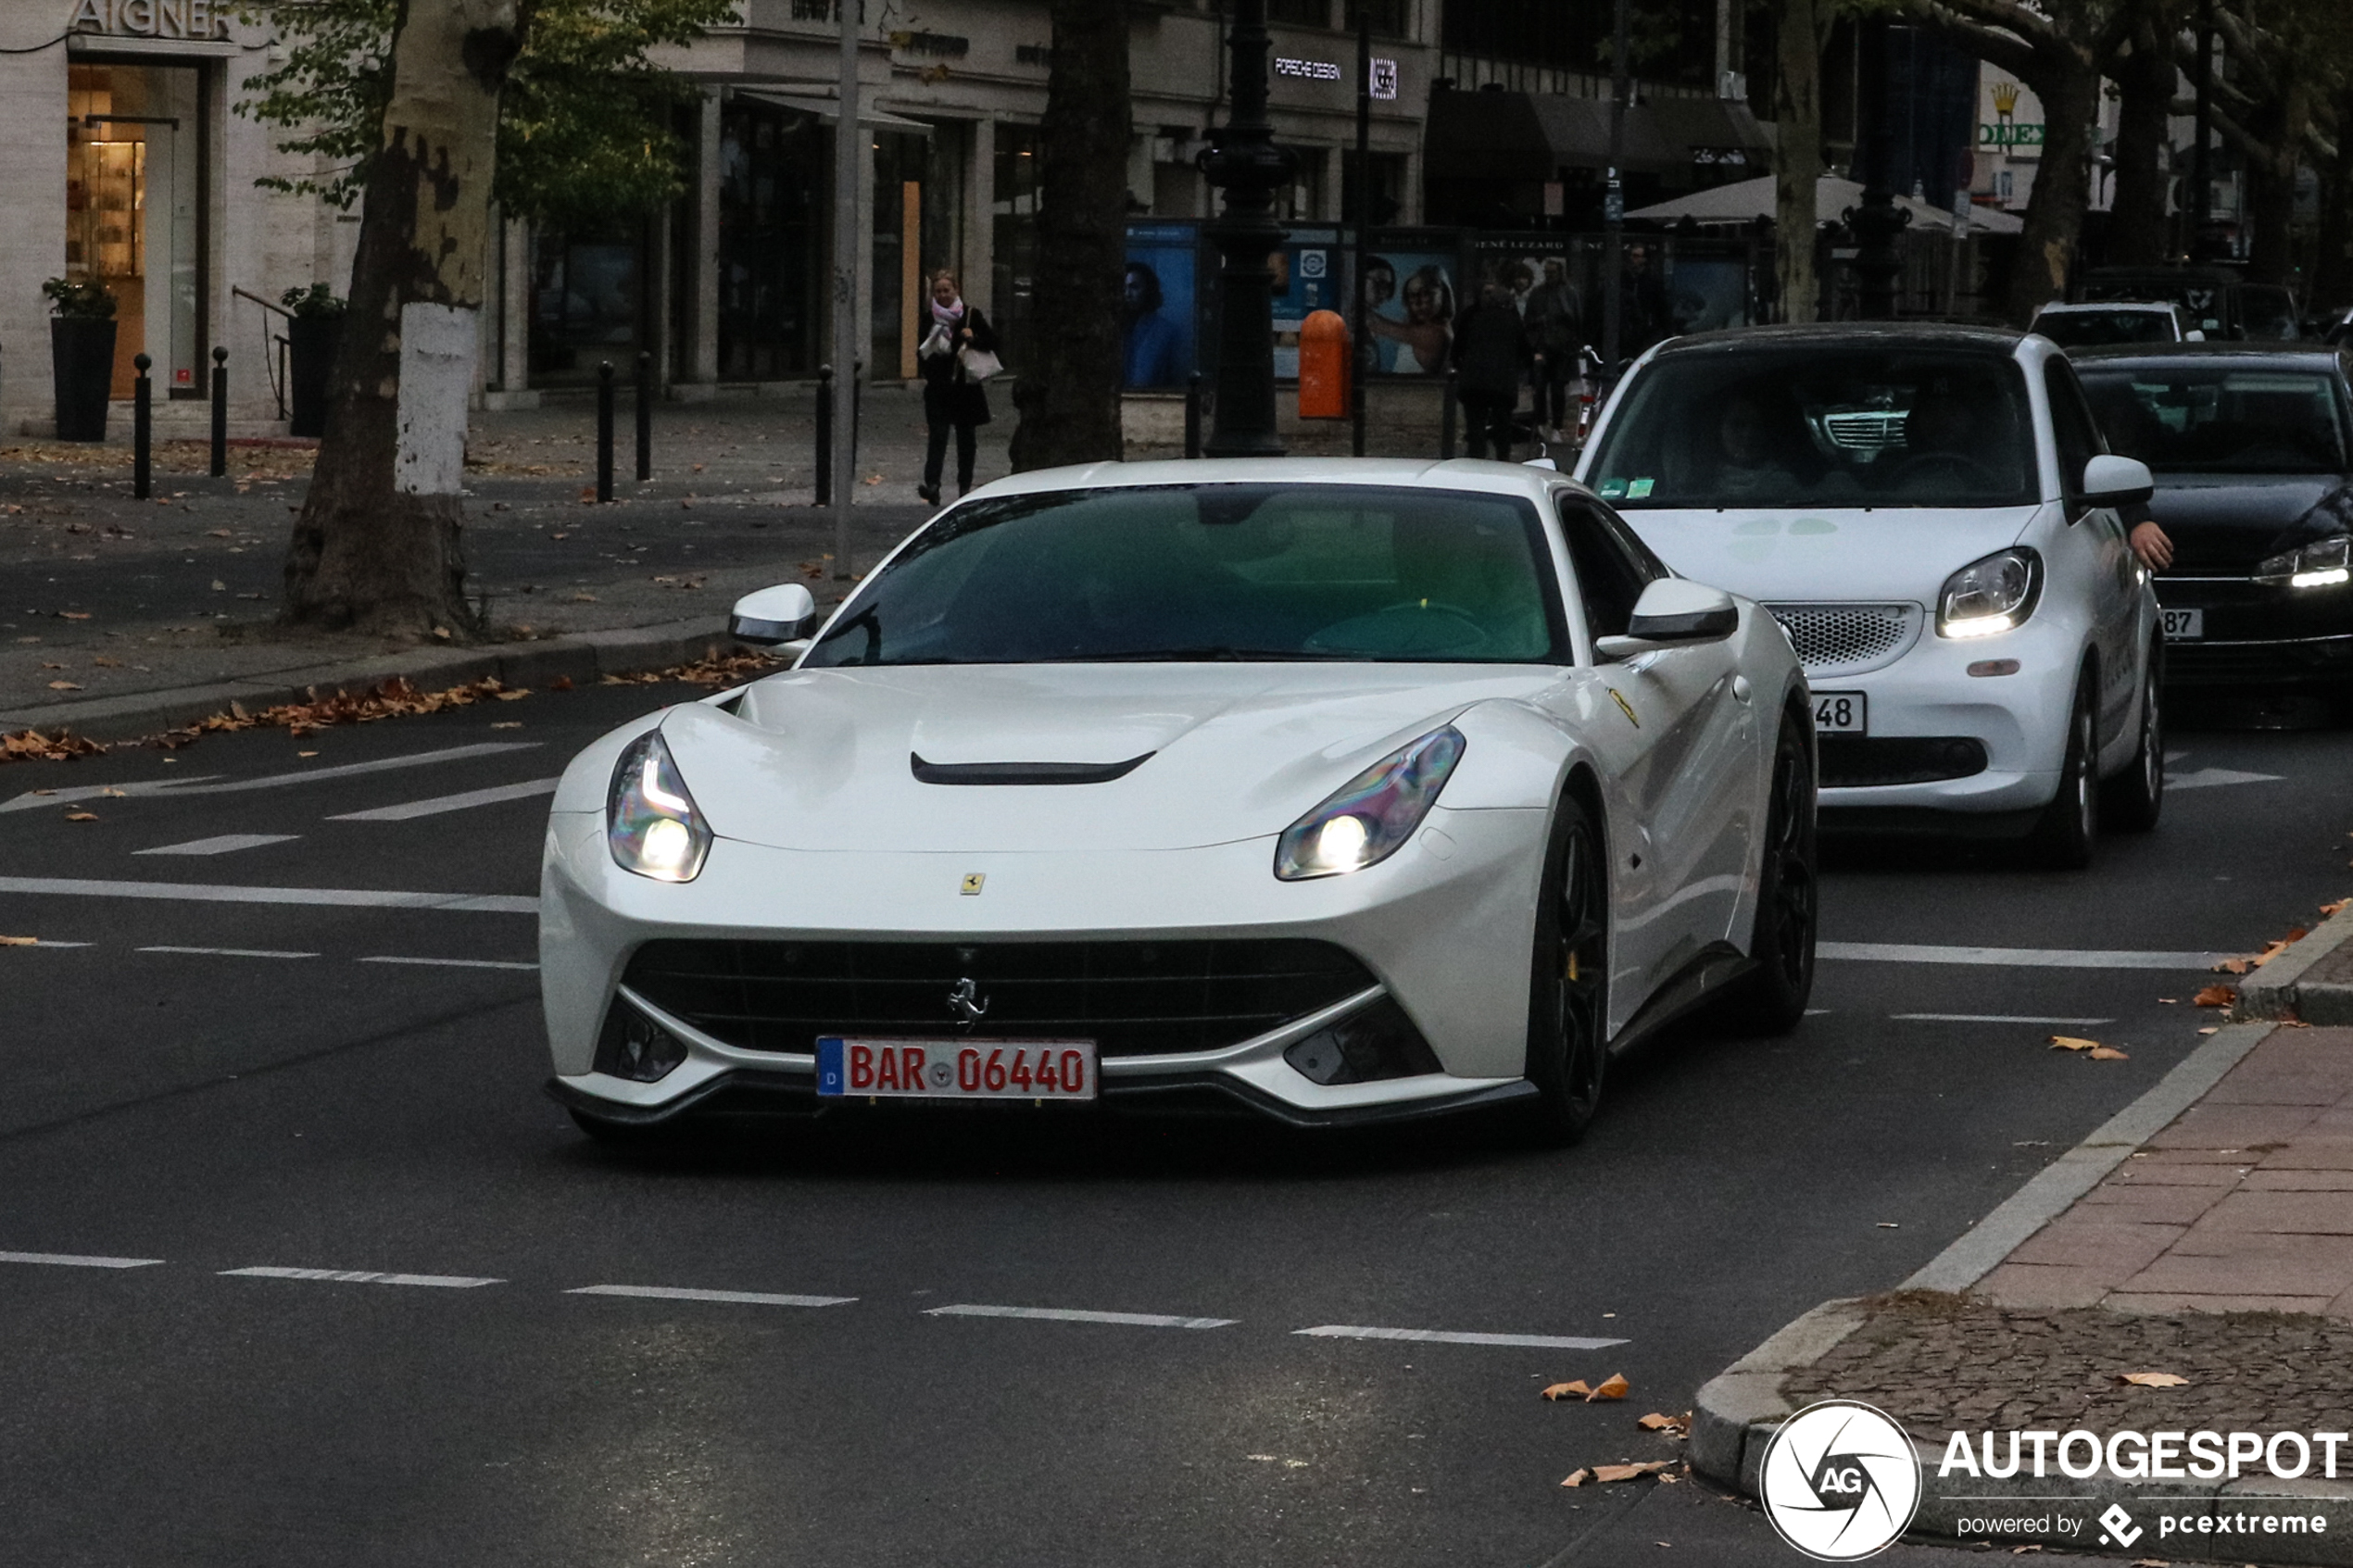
[69,0,232,40]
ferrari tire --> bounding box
[1525,791,1610,1144]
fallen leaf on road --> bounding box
[2050,1035,2100,1051]
[46,680,82,690]
[2121,1371,2189,1387]
[1637,1412,1690,1436]
[569,591,598,602]
[2013,1547,2043,1555]
[64,811,96,822]
[2214,957,2253,975]
[208,528,232,537]
[2193,985,2236,1008]
[2323,898,2349,917]
[549,531,570,540]
[99,787,122,797]
[1,729,106,762]
[59,611,89,621]
[490,721,522,730]
[550,676,573,691]
[1542,1381,1592,1401]
[1591,1461,1674,1482]
[2198,1026,2218,1035]
[1588,1373,1629,1402]
[2088,1046,2130,1060]
[92,656,120,668]
[298,751,318,758]
[0,935,38,946]
[1561,1468,1592,1487]
[2158,997,2177,1004]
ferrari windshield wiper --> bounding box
[1050,646,1353,662]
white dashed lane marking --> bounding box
[135,834,302,857]
[927,1303,1238,1329]
[0,877,535,914]
[0,742,541,814]
[1821,942,2233,971]
[1893,1013,2117,1025]
[1294,1325,1629,1350]
[569,1285,857,1309]
[0,1250,165,1269]
[328,777,560,822]
[139,946,317,960]
[220,1267,502,1288]
[2167,767,2284,791]
[360,955,538,972]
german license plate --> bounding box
[2161,608,2204,640]
[817,1037,1099,1101]
[1812,691,1867,734]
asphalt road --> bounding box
[0,683,2347,1567]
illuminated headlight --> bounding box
[2255,533,2351,589]
[608,731,711,882]
[1937,547,2042,638]
[1275,727,1465,881]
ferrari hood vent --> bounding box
[910,752,1155,786]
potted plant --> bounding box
[44,277,117,442]
[282,282,346,439]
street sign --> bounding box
[1369,57,1397,100]
[1978,121,2044,147]
[1604,187,1624,224]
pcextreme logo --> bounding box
[1759,1400,1923,1561]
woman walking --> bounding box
[916,270,998,505]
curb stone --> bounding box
[2240,901,2353,1026]
[1686,1018,2353,1563]
[0,615,745,746]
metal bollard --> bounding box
[596,361,615,503]
[814,365,834,508]
[209,347,228,477]
[851,359,863,480]
[1185,374,1202,459]
[132,353,152,500]
[635,351,652,483]
[1440,368,1458,460]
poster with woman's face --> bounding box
[1362,251,1457,376]
[1123,224,1198,389]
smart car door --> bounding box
[2046,359,2140,742]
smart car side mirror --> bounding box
[1594,579,1739,660]
[730,583,819,646]
[2082,454,2155,509]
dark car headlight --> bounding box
[2254,533,2351,589]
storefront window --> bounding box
[991,122,1039,364]
[66,63,205,400]
[530,225,642,382]
[718,97,824,380]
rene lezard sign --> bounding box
[69,0,231,39]
[1980,121,2045,147]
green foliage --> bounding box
[42,277,117,320]
[233,0,736,227]
[281,282,347,317]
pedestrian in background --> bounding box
[916,270,997,506]
[1452,281,1532,461]
[1524,257,1583,444]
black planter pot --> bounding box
[50,317,118,442]
[287,315,342,439]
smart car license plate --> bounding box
[817,1037,1099,1101]
[2161,608,2204,640]
[1812,691,1867,734]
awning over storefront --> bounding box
[731,88,933,133]
[1427,87,1772,181]
[1629,172,2024,232]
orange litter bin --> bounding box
[1297,308,1350,420]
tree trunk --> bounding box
[2243,78,2309,286]
[1772,0,1824,322]
[1006,0,1131,471]
[2313,86,2353,307]
[282,0,522,637]
[2005,57,2100,323]
[2106,21,2179,267]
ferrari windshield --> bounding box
[1586,348,2040,509]
[801,483,1567,665]
[2076,364,2349,474]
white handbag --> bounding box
[958,344,1004,382]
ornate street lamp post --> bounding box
[1198,0,1292,457]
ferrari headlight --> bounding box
[608,731,711,882]
[2255,533,2351,589]
[1937,547,2042,638]
[1275,727,1466,881]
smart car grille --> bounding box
[619,938,1380,1059]
[1819,736,1988,788]
[1763,602,1921,678]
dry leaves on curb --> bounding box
[2193,985,2236,1010]
[2120,1371,2190,1387]
[2,728,106,762]
[2050,1035,2130,1060]
[2323,897,2349,918]
[1561,1461,1678,1487]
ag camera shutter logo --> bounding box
[1759,1400,1922,1561]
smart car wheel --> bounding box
[2099,645,2164,834]
[2028,670,2099,870]
[1526,793,1609,1143]
[1714,711,1818,1034]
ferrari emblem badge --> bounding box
[948,978,989,1027]
[1609,688,1640,728]
[960,872,985,896]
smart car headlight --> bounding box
[2255,533,2351,589]
[608,731,711,882]
[1937,547,2042,638]
[1275,726,1466,881]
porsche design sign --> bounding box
[69,0,232,40]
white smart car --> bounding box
[1577,324,2163,862]
[540,459,1812,1142]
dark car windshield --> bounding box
[2034,310,2178,347]
[1585,348,2040,509]
[2076,365,2348,474]
[801,483,1567,666]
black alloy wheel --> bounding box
[1526,793,1610,1143]
[2099,645,2164,833]
[1714,712,1818,1034]
[2028,669,2099,870]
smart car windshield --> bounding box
[2033,310,2178,347]
[2076,365,2348,474]
[801,483,1567,666]
[1585,348,2040,509]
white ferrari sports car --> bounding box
[539,458,1816,1140]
